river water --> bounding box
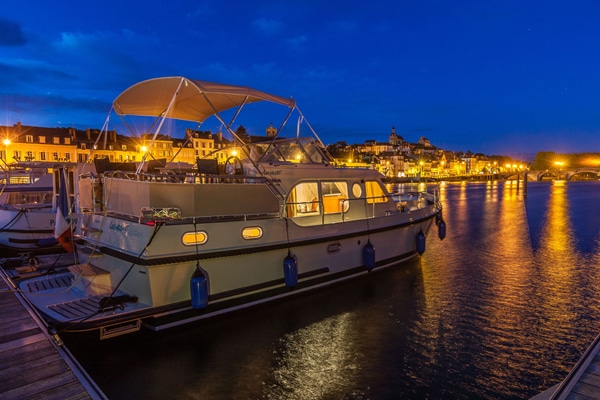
[63,180,600,400]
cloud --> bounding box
[285,34,308,47]
[252,17,284,36]
[0,18,27,46]
[0,59,74,90]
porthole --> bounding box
[182,231,208,246]
[242,226,263,240]
[352,183,362,198]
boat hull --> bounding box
[15,205,440,335]
[0,208,60,253]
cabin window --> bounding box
[320,181,349,213]
[25,135,33,143]
[242,227,263,240]
[287,182,319,217]
[182,231,208,246]
[7,191,53,205]
[352,183,362,198]
[365,181,387,204]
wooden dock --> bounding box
[0,270,106,400]
[533,333,600,399]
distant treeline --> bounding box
[532,151,600,170]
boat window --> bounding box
[352,183,362,198]
[365,181,387,204]
[287,182,319,217]
[181,231,208,246]
[6,191,53,205]
[242,227,263,240]
[320,181,349,213]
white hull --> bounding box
[10,77,445,338]
[0,167,70,253]
[0,207,56,250]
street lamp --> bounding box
[3,138,10,162]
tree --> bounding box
[531,152,557,170]
[326,141,353,161]
[234,125,249,143]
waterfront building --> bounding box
[0,122,528,176]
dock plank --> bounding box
[0,270,104,399]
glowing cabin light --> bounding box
[141,146,148,153]
[3,139,10,146]
[242,227,263,240]
[182,231,208,246]
[231,150,238,157]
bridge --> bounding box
[525,168,600,181]
[385,169,600,183]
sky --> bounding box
[2,0,600,160]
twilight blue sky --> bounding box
[2,0,600,159]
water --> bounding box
[63,180,600,399]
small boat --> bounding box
[0,163,75,255]
[12,77,445,338]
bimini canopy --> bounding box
[112,76,296,122]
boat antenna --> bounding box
[296,115,303,138]
[80,108,113,175]
[296,107,325,145]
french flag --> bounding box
[54,168,73,253]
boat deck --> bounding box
[0,269,105,400]
[534,333,600,399]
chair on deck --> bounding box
[94,158,112,174]
[196,158,219,175]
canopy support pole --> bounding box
[136,77,186,174]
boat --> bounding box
[9,77,445,338]
[0,162,76,255]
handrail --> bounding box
[548,331,600,399]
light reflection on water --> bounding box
[63,181,600,400]
[264,313,360,400]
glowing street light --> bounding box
[3,138,10,162]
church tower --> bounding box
[389,126,398,145]
[266,122,277,137]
